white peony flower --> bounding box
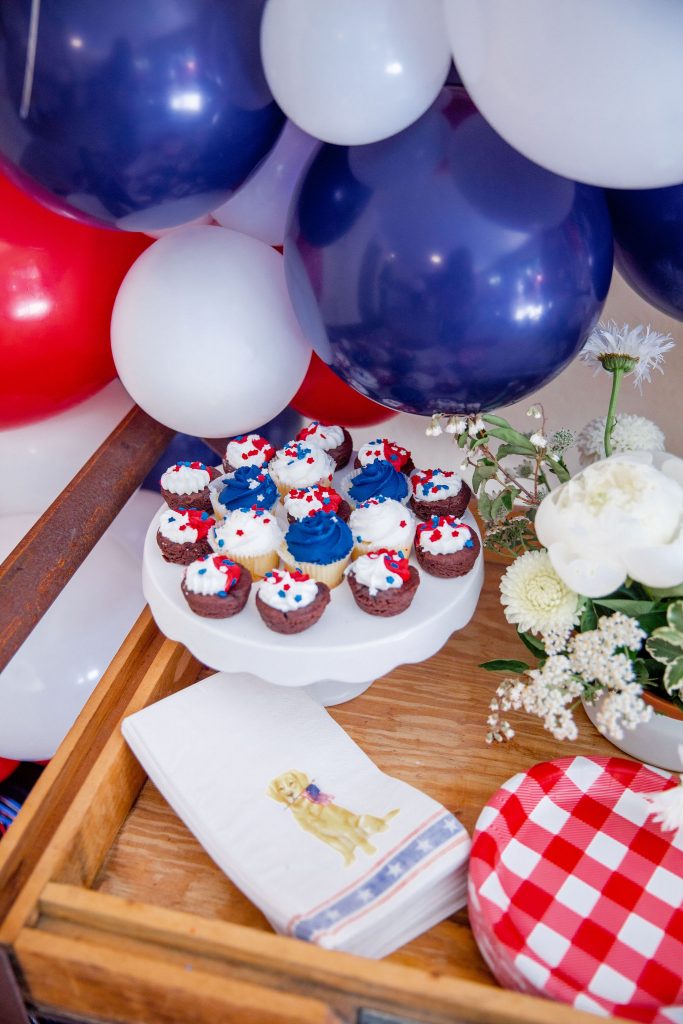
[580,321,674,390]
[577,414,665,466]
[499,549,581,635]
[535,451,683,597]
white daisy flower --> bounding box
[499,549,581,635]
[580,320,674,390]
[577,414,665,465]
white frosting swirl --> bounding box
[411,468,463,501]
[349,498,416,551]
[161,463,211,495]
[158,508,199,543]
[184,556,241,595]
[209,509,282,556]
[270,441,335,490]
[417,518,475,554]
[257,569,318,611]
[346,552,407,595]
[300,422,345,450]
[283,486,341,520]
[225,434,274,468]
[357,439,410,467]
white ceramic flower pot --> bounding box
[582,695,683,771]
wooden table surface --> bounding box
[91,560,620,987]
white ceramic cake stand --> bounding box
[142,506,484,706]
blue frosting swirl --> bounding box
[285,511,353,565]
[218,466,277,512]
[349,460,409,504]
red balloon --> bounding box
[291,352,397,429]
[0,172,152,428]
[0,757,19,783]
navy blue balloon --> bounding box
[285,88,613,415]
[608,184,683,322]
[0,0,284,230]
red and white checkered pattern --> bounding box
[468,756,683,1023]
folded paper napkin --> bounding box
[122,673,470,958]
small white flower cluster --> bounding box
[425,413,486,438]
[577,414,665,465]
[486,612,652,745]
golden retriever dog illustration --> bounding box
[268,769,399,865]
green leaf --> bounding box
[635,612,669,635]
[457,432,468,448]
[667,600,683,633]
[646,584,683,599]
[490,494,508,521]
[543,455,570,482]
[485,427,536,451]
[479,659,531,674]
[500,489,515,512]
[471,463,498,494]
[482,413,513,428]
[580,600,598,632]
[517,630,546,657]
[477,490,492,521]
[647,636,683,664]
[663,656,683,694]
[496,442,540,459]
[595,599,658,615]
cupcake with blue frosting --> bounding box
[341,459,410,508]
[209,465,278,519]
[280,511,353,589]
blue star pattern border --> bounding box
[291,812,465,942]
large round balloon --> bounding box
[607,184,683,322]
[0,172,150,429]
[285,88,613,415]
[111,226,312,437]
[443,0,683,190]
[291,353,397,428]
[0,0,284,231]
[261,0,451,146]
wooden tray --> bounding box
[0,563,626,1024]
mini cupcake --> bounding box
[255,568,330,634]
[296,421,353,471]
[160,461,220,512]
[346,550,420,617]
[354,439,413,475]
[209,508,283,579]
[342,460,411,508]
[210,465,278,519]
[283,486,351,524]
[181,555,252,618]
[223,433,275,474]
[156,508,215,565]
[269,440,335,497]
[409,468,472,521]
[349,497,417,559]
[280,511,353,589]
[415,515,480,578]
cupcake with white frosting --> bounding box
[354,439,413,475]
[415,515,480,578]
[346,550,420,617]
[181,555,251,618]
[283,485,351,523]
[156,508,215,565]
[269,440,335,497]
[409,468,471,521]
[296,421,352,471]
[255,568,330,634]
[223,434,275,474]
[348,497,417,559]
[160,460,219,512]
[209,508,283,579]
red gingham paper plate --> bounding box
[468,756,683,1023]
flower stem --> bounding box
[603,367,624,457]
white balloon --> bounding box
[0,381,133,518]
[444,0,683,189]
[212,121,320,246]
[111,226,311,437]
[0,514,145,761]
[261,0,451,145]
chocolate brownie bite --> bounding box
[409,468,472,521]
[255,569,330,634]
[223,433,275,474]
[354,438,414,475]
[160,460,219,512]
[181,555,252,618]
[296,421,353,471]
[156,508,215,565]
[414,515,480,578]
[346,550,420,616]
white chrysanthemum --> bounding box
[577,414,665,465]
[499,549,581,635]
[580,321,674,389]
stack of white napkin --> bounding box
[122,673,470,958]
